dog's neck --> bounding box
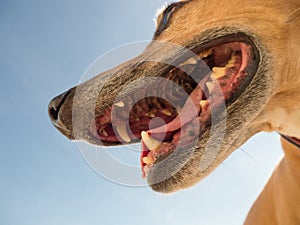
[245,136,300,225]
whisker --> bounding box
[238,147,257,162]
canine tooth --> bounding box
[142,156,154,165]
[116,124,131,143]
[212,67,226,79]
[199,100,208,109]
[114,101,125,107]
[141,131,162,151]
[161,109,172,116]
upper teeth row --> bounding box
[114,53,237,144]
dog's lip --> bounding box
[191,32,258,57]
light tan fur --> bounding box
[48,0,300,224]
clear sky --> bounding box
[0,0,283,225]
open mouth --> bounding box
[89,34,259,178]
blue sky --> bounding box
[0,1,283,224]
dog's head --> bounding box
[48,0,300,193]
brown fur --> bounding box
[48,0,300,224]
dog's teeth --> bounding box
[226,55,239,67]
[141,131,162,151]
[212,67,226,79]
[180,57,198,67]
[227,58,235,66]
[231,55,240,62]
[101,129,108,137]
[116,124,131,143]
[206,82,215,94]
[199,100,208,109]
[114,101,125,107]
[146,112,156,118]
[226,62,234,68]
[161,109,172,116]
[226,63,234,68]
[142,156,154,165]
[185,57,198,64]
[198,49,213,58]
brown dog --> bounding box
[48,0,300,224]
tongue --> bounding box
[149,84,204,134]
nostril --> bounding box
[48,96,65,124]
[48,88,73,124]
[49,105,59,121]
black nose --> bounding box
[48,88,73,125]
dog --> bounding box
[48,0,300,224]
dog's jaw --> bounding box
[48,0,300,193]
[49,32,270,193]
